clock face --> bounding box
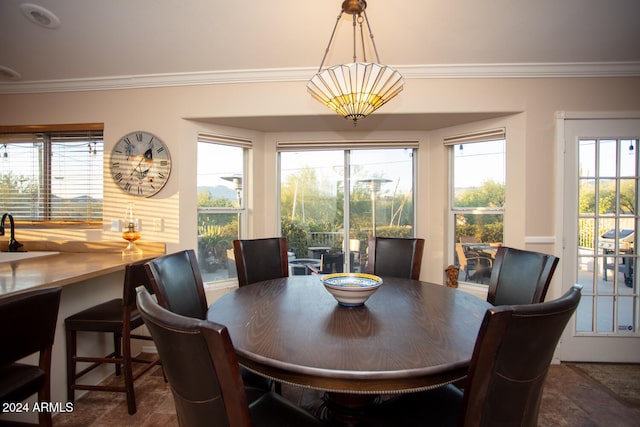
[110,131,171,197]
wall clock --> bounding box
[110,131,171,197]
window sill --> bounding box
[204,279,238,303]
[457,282,489,300]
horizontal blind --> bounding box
[277,139,419,152]
[0,129,103,222]
[443,128,506,145]
[198,132,252,148]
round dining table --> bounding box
[207,274,491,425]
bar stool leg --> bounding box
[122,331,136,414]
[114,332,122,376]
[66,328,77,404]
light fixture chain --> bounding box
[358,14,367,63]
[317,12,345,72]
[362,10,382,63]
[351,12,358,63]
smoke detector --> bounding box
[20,3,61,29]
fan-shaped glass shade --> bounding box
[307,62,404,123]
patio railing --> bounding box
[308,232,343,249]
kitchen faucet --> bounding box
[0,213,24,252]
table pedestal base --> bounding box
[311,392,380,426]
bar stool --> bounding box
[0,287,62,427]
[65,260,160,415]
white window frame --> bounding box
[197,133,251,286]
[277,140,419,272]
[0,124,104,226]
[447,128,506,290]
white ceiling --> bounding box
[1,0,639,130]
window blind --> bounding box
[277,139,419,152]
[198,132,252,148]
[0,130,103,223]
[443,128,506,146]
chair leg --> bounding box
[65,328,77,404]
[39,348,54,427]
[37,399,53,427]
[122,333,136,415]
[114,332,122,376]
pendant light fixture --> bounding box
[307,0,404,125]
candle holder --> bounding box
[122,204,143,257]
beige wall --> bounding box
[1,77,639,294]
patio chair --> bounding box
[307,252,344,275]
[455,243,492,282]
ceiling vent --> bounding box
[20,3,61,29]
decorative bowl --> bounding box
[321,273,383,307]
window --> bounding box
[278,142,416,274]
[576,137,638,333]
[196,134,250,283]
[448,129,506,284]
[0,126,103,224]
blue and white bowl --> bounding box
[321,273,383,307]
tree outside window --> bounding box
[451,139,505,284]
[196,140,246,283]
[0,128,103,225]
[280,148,415,273]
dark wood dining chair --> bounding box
[375,284,582,427]
[135,286,324,427]
[65,260,160,415]
[487,246,560,306]
[144,249,272,398]
[232,237,289,287]
[0,287,62,427]
[366,236,425,280]
[144,249,208,319]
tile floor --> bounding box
[45,362,640,427]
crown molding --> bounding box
[399,61,640,79]
[1,62,639,95]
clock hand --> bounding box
[130,156,144,176]
[130,156,151,180]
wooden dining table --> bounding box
[207,274,491,426]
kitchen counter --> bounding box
[0,240,165,295]
[0,240,166,423]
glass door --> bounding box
[279,148,415,274]
[562,118,640,362]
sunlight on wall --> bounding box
[102,185,180,245]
